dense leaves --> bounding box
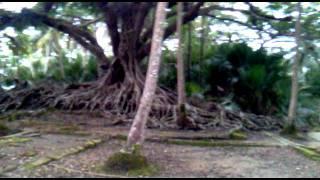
[160,42,291,115]
[0,53,98,87]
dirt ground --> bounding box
[1,113,320,178]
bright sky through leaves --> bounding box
[0,2,309,61]
[0,2,37,12]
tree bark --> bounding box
[199,15,206,84]
[176,2,187,128]
[126,2,168,148]
[287,2,302,128]
[187,21,192,82]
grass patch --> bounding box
[19,119,47,127]
[105,152,147,172]
[167,139,280,147]
[57,125,80,134]
[127,165,158,177]
[111,133,278,148]
[0,123,10,136]
[229,130,248,140]
[283,133,308,141]
[7,113,18,122]
[24,157,53,170]
[20,150,37,157]
[0,137,31,146]
[103,145,158,177]
[281,124,298,136]
[294,146,320,161]
[24,139,102,170]
[20,120,89,136]
[0,112,19,122]
[113,134,128,141]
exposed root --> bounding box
[0,75,283,132]
[0,84,60,112]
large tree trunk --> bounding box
[287,2,302,130]
[126,2,168,148]
[51,3,177,122]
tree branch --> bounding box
[199,11,294,39]
[0,9,110,68]
[199,4,292,22]
[141,2,195,44]
[245,2,292,21]
[201,13,275,37]
[42,2,55,12]
[137,2,204,60]
[79,16,104,27]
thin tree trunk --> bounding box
[185,3,192,82]
[187,22,192,82]
[176,2,187,127]
[199,15,206,84]
[52,31,66,80]
[126,2,168,149]
[287,2,302,128]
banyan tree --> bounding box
[0,2,291,131]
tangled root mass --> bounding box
[0,76,283,132]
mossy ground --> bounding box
[166,139,280,147]
[281,124,298,136]
[19,150,37,157]
[111,133,278,148]
[24,139,102,170]
[0,137,31,146]
[229,130,248,140]
[19,119,89,136]
[286,133,308,141]
[0,123,10,136]
[0,110,49,122]
[294,146,320,161]
[281,125,307,141]
[103,146,158,177]
[0,121,21,137]
[57,125,81,134]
